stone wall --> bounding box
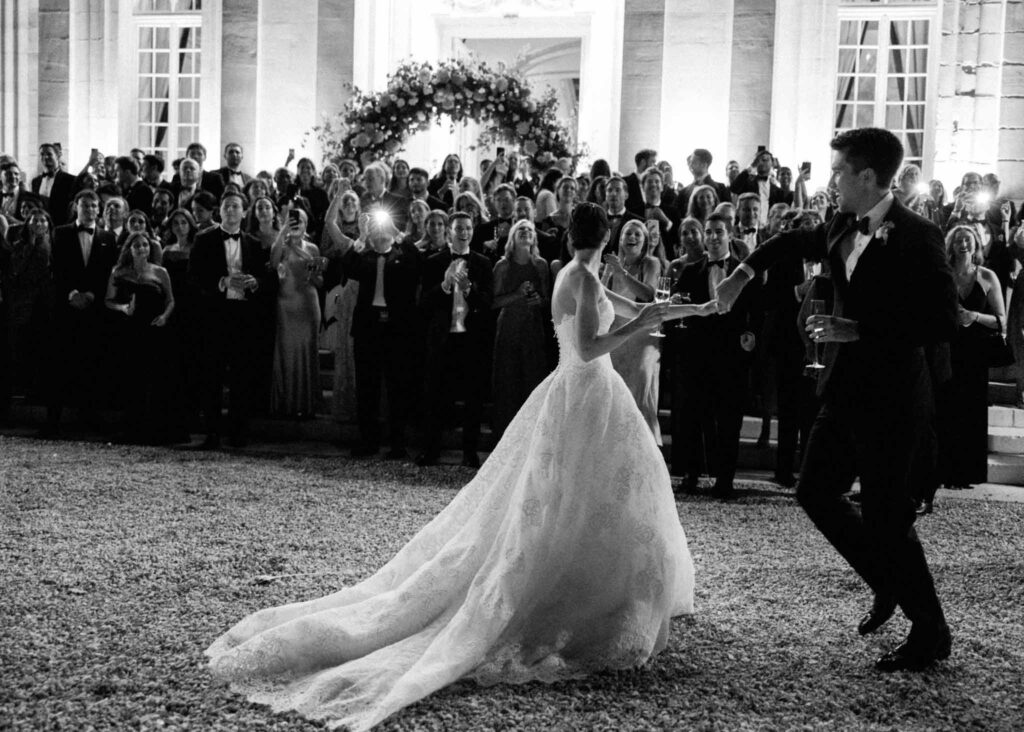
[37,0,68,164]
[618,0,664,173]
[220,0,258,164]
[728,0,775,165]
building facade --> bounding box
[2,0,1022,195]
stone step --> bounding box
[988,426,1024,454]
[986,454,1024,486]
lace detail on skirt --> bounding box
[206,290,695,731]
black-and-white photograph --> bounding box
[2,0,1023,729]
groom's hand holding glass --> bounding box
[805,314,859,343]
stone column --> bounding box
[315,0,355,163]
[254,0,319,172]
[220,0,258,165]
[38,0,70,165]
[619,0,664,173]
[67,0,120,167]
[997,0,1024,197]
[660,0,735,174]
[767,0,839,193]
[1,0,40,167]
[727,0,775,164]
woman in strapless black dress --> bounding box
[105,232,186,444]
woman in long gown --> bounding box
[934,225,1005,498]
[602,219,664,443]
[322,189,362,423]
[104,232,183,443]
[270,207,323,418]
[207,203,717,731]
[491,219,552,438]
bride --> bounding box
[206,202,718,730]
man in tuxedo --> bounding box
[188,191,272,449]
[730,149,787,226]
[679,148,732,214]
[185,142,225,200]
[330,211,422,459]
[31,143,78,225]
[42,189,118,435]
[115,156,153,218]
[473,183,516,264]
[1,162,29,221]
[417,211,494,468]
[623,148,657,217]
[670,212,759,499]
[735,193,768,253]
[406,167,447,211]
[171,158,204,211]
[716,127,957,672]
[603,176,642,255]
[214,142,253,190]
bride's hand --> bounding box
[634,301,670,331]
[698,300,719,316]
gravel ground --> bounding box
[2,435,1022,731]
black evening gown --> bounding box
[112,275,187,443]
[936,280,990,485]
[162,249,202,430]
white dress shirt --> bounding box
[39,172,56,199]
[222,229,244,300]
[372,248,392,307]
[757,179,770,225]
[844,192,894,281]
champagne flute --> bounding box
[807,299,827,370]
[673,290,692,329]
[651,275,672,337]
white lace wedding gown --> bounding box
[206,290,695,731]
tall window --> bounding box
[834,13,933,170]
[134,0,202,160]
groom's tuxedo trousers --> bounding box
[744,198,957,632]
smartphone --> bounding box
[288,209,302,226]
[801,161,812,176]
[757,145,766,153]
[496,146,505,157]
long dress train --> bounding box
[206,292,695,731]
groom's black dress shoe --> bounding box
[858,596,898,636]
[875,624,951,672]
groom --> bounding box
[716,127,957,672]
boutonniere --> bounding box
[874,221,895,245]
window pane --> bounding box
[857,76,876,102]
[905,132,923,158]
[840,20,859,46]
[139,27,153,48]
[154,52,169,74]
[903,49,927,74]
[839,48,856,71]
[858,49,876,74]
[179,102,193,124]
[890,20,908,45]
[862,21,878,46]
[887,77,904,102]
[856,105,873,127]
[905,75,927,102]
[180,54,193,74]
[155,27,169,49]
[836,75,856,101]
[178,77,191,98]
[139,77,153,98]
[139,53,153,74]
[139,102,153,123]
[835,103,855,129]
[905,104,925,130]
[889,48,907,74]
[886,104,904,129]
[909,20,929,42]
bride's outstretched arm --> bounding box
[575,270,667,362]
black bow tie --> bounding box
[77,225,94,235]
[373,249,392,258]
[856,216,872,235]
[42,170,56,179]
[743,227,757,235]
[221,230,241,242]
[710,258,729,269]
[451,253,470,261]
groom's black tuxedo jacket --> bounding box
[744,197,957,404]
[50,223,118,315]
[188,228,272,312]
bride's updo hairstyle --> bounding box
[568,202,610,251]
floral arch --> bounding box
[312,58,580,164]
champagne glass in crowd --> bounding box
[651,275,672,337]
[807,299,826,370]
[671,290,692,329]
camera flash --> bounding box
[916,182,930,195]
[373,210,390,225]
[976,191,992,207]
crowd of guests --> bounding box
[1,139,1021,502]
